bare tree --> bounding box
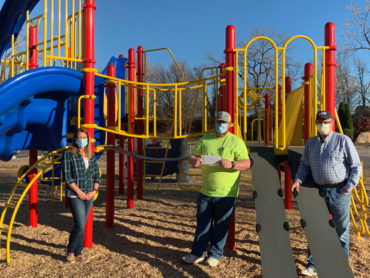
[335,49,357,106]
[344,0,370,52]
[353,57,370,107]
[146,61,202,134]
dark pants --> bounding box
[190,193,236,260]
[67,197,93,256]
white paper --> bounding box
[201,155,221,165]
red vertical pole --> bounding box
[285,76,291,98]
[105,65,116,228]
[218,63,226,112]
[127,48,136,208]
[284,161,292,209]
[325,22,337,130]
[278,84,282,125]
[264,93,271,145]
[225,25,236,134]
[303,63,313,142]
[28,26,38,227]
[83,0,96,248]
[136,46,144,200]
[119,130,125,194]
[118,54,125,195]
[225,25,236,251]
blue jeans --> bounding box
[190,193,236,260]
[308,183,352,267]
[67,197,93,256]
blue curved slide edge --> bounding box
[0,0,40,60]
[0,67,106,161]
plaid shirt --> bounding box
[62,149,101,194]
[295,132,362,191]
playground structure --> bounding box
[0,0,367,271]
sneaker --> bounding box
[66,253,75,263]
[299,265,317,276]
[205,256,220,267]
[182,254,205,264]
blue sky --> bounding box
[92,0,359,71]
[0,0,366,72]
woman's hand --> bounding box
[77,191,88,200]
[86,191,96,200]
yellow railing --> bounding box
[335,112,369,237]
[0,147,66,263]
[78,68,224,140]
[233,37,330,150]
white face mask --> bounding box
[317,123,331,135]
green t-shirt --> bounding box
[193,132,249,197]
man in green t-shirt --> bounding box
[182,111,250,267]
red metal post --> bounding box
[136,46,144,200]
[218,63,226,112]
[264,93,271,145]
[225,25,236,251]
[303,63,313,142]
[105,65,116,228]
[284,161,292,210]
[127,48,136,208]
[278,84,282,125]
[119,129,125,194]
[225,25,236,134]
[82,0,96,248]
[118,56,125,195]
[325,22,337,130]
[285,76,291,98]
[28,26,38,227]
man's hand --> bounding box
[291,180,301,193]
[219,159,232,168]
[188,155,202,168]
[339,188,350,194]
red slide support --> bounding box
[83,0,96,248]
[28,26,38,228]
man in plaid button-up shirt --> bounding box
[291,110,362,277]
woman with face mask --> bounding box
[62,127,100,263]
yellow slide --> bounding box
[278,86,304,146]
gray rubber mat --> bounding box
[288,149,354,278]
[250,146,298,278]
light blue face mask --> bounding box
[216,123,228,134]
[76,138,88,148]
